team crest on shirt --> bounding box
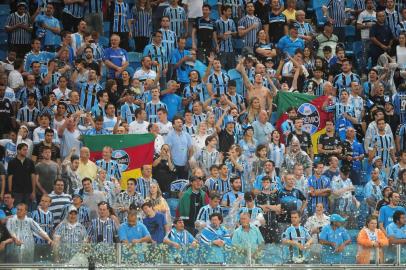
[112,150,130,172]
[297,103,320,134]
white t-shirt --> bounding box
[182,0,203,19]
[157,121,173,137]
[357,10,376,40]
[397,46,406,67]
[53,87,72,101]
[128,120,149,134]
[8,69,24,89]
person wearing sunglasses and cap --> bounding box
[319,213,351,264]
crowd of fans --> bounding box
[0,0,406,265]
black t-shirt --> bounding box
[267,11,287,43]
[32,142,61,162]
[0,97,13,135]
[256,191,280,226]
[317,133,341,165]
[254,1,270,25]
[85,61,100,76]
[194,17,216,48]
[286,130,312,152]
[278,188,306,223]
[7,157,36,193]
[218,129,235,156]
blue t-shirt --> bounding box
[170,49,192,83]
[142,212,167,243]
[35,15,61,46]
[118,222,150,242]
[276,35,305,56]
[319,224,350,264]
[103,47,128,78]
[161,93,183,121]
[386,222,406,239]
[379,205,406,228]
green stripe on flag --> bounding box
[275,92,317,118]
[83,133,155,151]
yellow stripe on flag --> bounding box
[311,128,326,155]
[121,168,142,190]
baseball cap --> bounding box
[330,214,346,223]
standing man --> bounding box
[87,201,118,244]
[317,120,341,166]
[264,0,286,43]
[165,116,193,179]
[7,143,36,207]
[5,2,32,59]
[96,146,122,182]
[62,0,85,33]
[103,34,129,79]
[48,179,72,226]
[163,0,188,37]
[142,201,168,244]
[319,214,351,264]
[232,212,264,255]
[34,3,61,52]
[215,5,237,70]
[192,4,216,64]
[238,2,261,48]
[308,163,331,215]
[286,117,313,160]
[110,0,132,51]
[35,146,61,196]
[369,10,394,67]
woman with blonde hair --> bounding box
[205,111,217,135]
[246,97,261,124]
[145,182,172,223]
[356,215,389,264]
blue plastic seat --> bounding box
[0,5,10,16]
[227,69,241,80]
[0,32,8,45]
[128,52,140,63]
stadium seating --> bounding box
[99,36,109,48]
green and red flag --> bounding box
[83,133,155,189]
[274,92,332,154]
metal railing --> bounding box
[0,242,405,268]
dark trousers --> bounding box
[134,36,149,53]
[218,51,236,71]
[13,193,36,211]
[113,32,130,52]
[174,165,188,180]
[62,12,82,32]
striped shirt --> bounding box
[131,6,152,37]
[66,103,84,115]
[30,208,54,243]
[211,177,231,195]
[389,163,406,183]
[393,91,406,124]
[183,124,196,135]
[268,142,285,169]
[63,2,85,18]
[160,28,177,65]
[6,12,32,45]
[163,5,187,37]
[222,191,244,207]
[17,106,40,124]
[307,175,331,214]
[397,124,406,151]
[90,104,106,118]
[294,21,314,38]
[197,148,220,174]
[115,191,144,222]
[61,204,91,228]
[192,113,206,126]
[349,95,364,123]
[196,205,222,223]
[165,228,195,245]
[111,1,132,33]
[396,21,406,37]
[282,225,311,259]
[225,158,247,191]
[120,102,139,124]
[183,83,206,111]
[385,8,401,37]
[54,221,88,244]
[227,93,245,112]
[143,43,168,72]
[325,100,356,123]
[238,15,262,48]
[218,0,242,19]
[86,0,103,14]
[369,133,395,168]
[49,192,72,226]
[96,159,122,181]
[136,177,158,199]
[87,217,118,243]
[326,0,346,27]
[215,18,236,52]
[40,71,61,96]
[237,206,263,222]
[16,87,42,107]
[79,82,103,111]
[207,72,230,96]
[333,72,361,92]
[0,139,16,170]
[145,101,168,123]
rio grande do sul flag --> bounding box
[274,92,332,154]
[83,133,155,189]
